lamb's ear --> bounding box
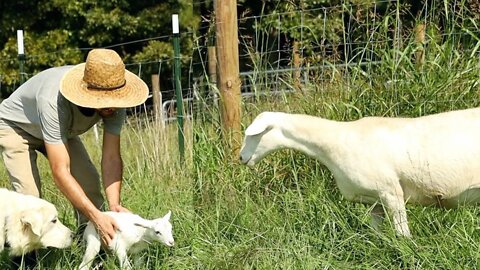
[20,211,43,236]
[245,117,271,136]
[134,219,152,229]
[163,211,172,221]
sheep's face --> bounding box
[240,112,283,166]
[153,211,174,247]
[139,211,174,247]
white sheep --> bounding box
[78,211,174,270]
[239,109,480,237]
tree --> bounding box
[0,0,200,98]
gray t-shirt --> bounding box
[0,66,126,144]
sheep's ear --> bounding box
[163,211,172,221]
[134,220,152,229]
[245,118,270,136]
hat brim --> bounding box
[60,63,149,109]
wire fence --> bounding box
[0,31,197,120]
[191,0,480,107]
[1,1,480,123]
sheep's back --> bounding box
[328,109,480,206]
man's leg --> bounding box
[68,136,105,225]
[0,126,43,197]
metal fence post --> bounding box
[17,30,25,85]
[172,14,185,162]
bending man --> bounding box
[0,48,148,246]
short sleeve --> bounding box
[38,94,70,144]
[103,108,126,135]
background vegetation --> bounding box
[0,118,193,269]
[0,0,480,269]
[0,0,199,98]
[194,0,480,269]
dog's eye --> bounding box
[51,218,57,224]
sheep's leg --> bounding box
[380,192,411,237]
[114,246,133,270]
[133,253,145,268]
[129,245,146,268]
[370,203,385,232]
[78,234,101,270]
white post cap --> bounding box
[17,30,24,55]
[172,14,179,34]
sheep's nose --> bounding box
[169,240,175,246]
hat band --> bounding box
[86,80,126,91]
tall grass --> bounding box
[0,116,193,269]
[192,3,480,269]
[2,2,480,269]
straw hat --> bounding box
[60,49,149,109]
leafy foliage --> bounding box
[0,0,200,97]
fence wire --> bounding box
[1,1,480,123]
[191,0,480,109]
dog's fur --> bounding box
[0,188,72,256]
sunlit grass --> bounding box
[191,14,480,270]
[2,3,480,269]
[0,115,193,269]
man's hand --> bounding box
[110,204,130,213]
[92,212,119,247]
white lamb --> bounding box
[78,211,174,270]
[239,108,480,237]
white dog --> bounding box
[79,211,174,270]
[0,188,72,256]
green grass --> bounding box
[0,118,193,269]
[3,5,480,269]
[193,125,480,269]
[190,18,480,269]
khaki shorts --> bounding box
[0,124,104,224]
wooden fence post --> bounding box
[415,23,426,68]
[215,0,242,155]
[208,46,217,85]
[151,74,164,128]
[208,46,218,105]
[292,40,302,91]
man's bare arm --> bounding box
[45,142,119,245]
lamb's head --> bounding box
[240,112,286,166]
[134,211,174,247]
